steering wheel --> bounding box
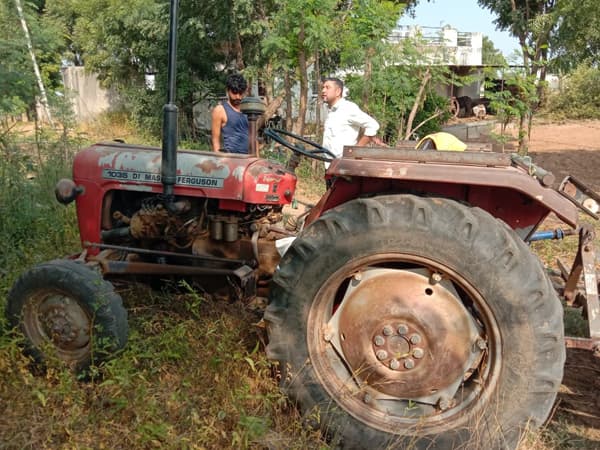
[263,128,336,162]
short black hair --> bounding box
[226,73,247,94]
[323,77,343,92]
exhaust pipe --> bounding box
[240,97,266,157]
[161,0,179,200]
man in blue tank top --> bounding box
[211,74,250,154]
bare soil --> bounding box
[528,120,600,193]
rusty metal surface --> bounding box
[329,156,578,227]
[581,234,600,339]
[192,234,280,279]
[99,260,253,278]
[343,147,511,167]
[85,241,250,266]
[563,226,600,339]
[565,337,600,355]
[558,175,600,219]
[23,291,91,359]
[335,268,481,400]
[510,153,555,187]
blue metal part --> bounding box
[529,229,566,242]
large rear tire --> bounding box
[6,259,128,371]
[265,195,564,449]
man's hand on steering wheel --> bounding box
[263,128,335,162]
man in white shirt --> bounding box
[321,77,385,162]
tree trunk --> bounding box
[14,0,53,127]
[517,112,528,155]
[257,95,284,130]
[396,111,405,144]
[284,71,293,131]
[234,33,245,70]
[293,24,308,135]
[315,51,322,142]
[404,68,431,140]
[362,47,375,106]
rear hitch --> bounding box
[559,225,600,354]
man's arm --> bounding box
[211,104,226,152]
[357,134,386,146]
[349,104,386,147]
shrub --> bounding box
[544,63,600,120]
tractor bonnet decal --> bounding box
[102,169,224,187]
[99,151,231,188]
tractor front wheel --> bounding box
[266,195,564,449]
[6,259,128,372]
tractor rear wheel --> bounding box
[265,195,564,449]
[6,259,128,372]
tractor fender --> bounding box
[310,147,578,240]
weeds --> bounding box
[1,285,327,449]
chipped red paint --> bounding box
[72,141,296,245]
[305,148,578,240]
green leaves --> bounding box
[545,63,600,120]
[550,0,600,72]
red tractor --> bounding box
[5,2,600,449]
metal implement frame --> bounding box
[562,226,600,355]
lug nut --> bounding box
[364,393,372,404]
[373,335,385,346]
[389,359,400,370]
[430,273,443,284]
[409,334,422,345]
[397,324,409,335]
[475,338,487,350]
[376,350,388,361]
[438,397,452,411]
[353,272,362,281]
[404,358,415,369]
[413,348,424,359]
[382,325,393,336]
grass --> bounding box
[2,283,322,449]
[1,116,599,449]
[0,286,327,449]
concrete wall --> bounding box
[62,67,118,122]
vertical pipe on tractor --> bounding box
[161,0,179,199]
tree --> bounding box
[482,35,506,66]
[545,63,600,120]
[261,1,427,137]
[345,34,453,144]
[477,0,558,153]
[0,0,36,119]
[339,0,404,106]
[4,0,435,143]
[549,0,600,73]
[1,0,65,124]
[261,0,339,135]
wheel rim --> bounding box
[307,253,501,434]
[22,289,92,363]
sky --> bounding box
[397,0,521,57]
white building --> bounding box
[388,24,483,66]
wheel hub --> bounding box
[330,268,483,404]
[37,295,91,350]
[371,323,425,372]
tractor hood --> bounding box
[73,141,296,208]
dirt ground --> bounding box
[527,120,600,193]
